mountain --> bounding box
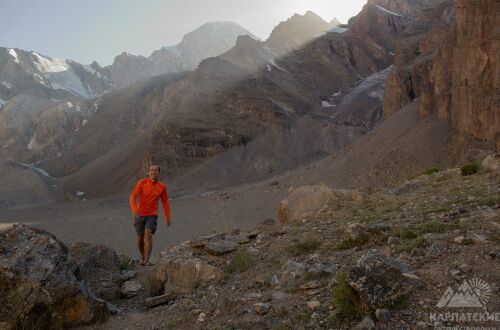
[265,11,331,56]
[0,48,113,101]
[104,22,258,88]
[0,48,114,162]
[41,1,432,198]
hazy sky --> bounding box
[0,0,367,65]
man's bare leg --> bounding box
[144,229,153,265]
[137,235,145,264]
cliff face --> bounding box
[383,0,499,158]
[451,0,499,154]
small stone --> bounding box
[426,243,444,257]
[253,302,271,315]
[120,270,137,281]
[410,247,426,257]
[271,292,288,301]
[367,223,392,233]
[354,315,375,330]
[145,291,176,308]
[387,236,401,245]
[247,231,259,239]
[244,292,262,300]
[469,233,488,244]
[121,280,143,298]
[205,240,238,255]
[300,280,322,290]
[375,309,391,323]
[197,312,206,323]
[449,269,461,277]
[458,263,472,273]
[454,236,465,244]
[307,300,321,310]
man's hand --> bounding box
[167,219,171,227]
[133,212,140,221]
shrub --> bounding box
[287,239,321,256]
[225,251,255,274]
[424,167,439,175]
[461,162,480,176]
[332,272,367,322]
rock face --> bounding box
[68,242,123,301]
[0,225,108,329]
[279,184,363,223]
[348,250,415,307]
[451,0,499,153]
[154,243,223,294]
[383,0,499,157]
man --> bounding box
[130,164,171,266]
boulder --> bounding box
[348,250,415,308]
[0,225,108,329]
[154,245,223,294]
[68,242,123,301]
[279,184,363,223]
[481,154,500,172]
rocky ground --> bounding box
[74,159,499,330]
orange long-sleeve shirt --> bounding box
[130,178,171,222]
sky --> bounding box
[0,0,367,66]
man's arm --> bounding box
[130,181,142,220]
[160,186,171,226]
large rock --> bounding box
[348,250,415,308]
[153,244,223,294]
[481,154,500,172]
[278,184,363,223]
[0,225,108,329]
[68,242,123,301]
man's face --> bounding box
[149,165,160,181]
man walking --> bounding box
[130,164,171,266]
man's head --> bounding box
[149,164,160,181]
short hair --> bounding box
[149,163,161,172]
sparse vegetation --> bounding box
[424,167,439,175]
[287,239,321,256]
[225,251,255,274]
[118,254,135,270]
[415,221,447,235]
[337,234,370,250]
[382,295,410,310]
[399,236,429,253]
[461,162,480,176]
[332,272,367,322]
[397,227,417,239]
[478,196,500,207]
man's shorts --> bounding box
[134,215,158,235]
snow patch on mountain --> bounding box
[30,53,95,98]
[8,49,20,63]
[1,81,12,89]
[0,98,6,108]
[375,5,403,17]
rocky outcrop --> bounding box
[279,184,363,223]
[348,250,417,308]
[68,242,123,301]
[153,242,223,294]
[0,225,109,329]
[383,0,499,157]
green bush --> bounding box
[287,239,321,256]
[332,272,367,322]
[424,167,439,175]
[461,162,480,176]
[225,251,255,274]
